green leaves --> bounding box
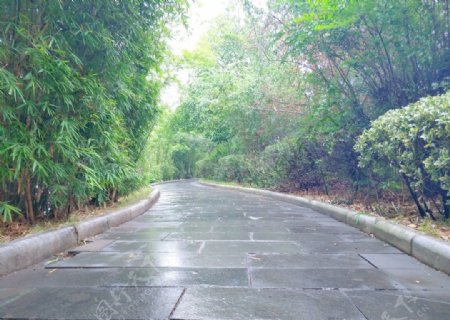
[0,202,22,223]
[356,91,450,218]
[0,0,187,222]
[0,68,25,103]
[292,0,359,30]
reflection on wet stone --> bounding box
[1,181,449,319]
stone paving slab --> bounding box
[345,290,450,320]
[316,220,357,226]
[287,225,360,234]
[212,225,291,232]
[47,252,247,268]
[164,232,251,241]
[250,268,400,289]
[201,241,301,255]
[1,180,450,319]
[120,221,181,228]
[0,287,34,300]
[70,240,114,253]
[102,240,203,253]
[138,225,213,233]
[171,287,366,320]
[379,268,450,290]
[0,265,248,289]
[247,219,340,228]
[47,252,146,268]
[198,220,253,227]
[107,268,249,287]
[250,213,331,220]
[336,233,380,241]
[132,215,188,222]
[252,232,344,242]
[247,253,373,269]
[0,287,183,319]
[0,266,114,288]
[298,239,402,254]
[360,253,431,269]
[99,232,171,241]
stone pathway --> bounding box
[1,181,449,319]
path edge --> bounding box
[199,180,450,275]
[0,188,160,277]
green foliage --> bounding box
[143,111,213,182]
[356,91,450,219]
[215,155,252,183]
[269,0,450,191]
[278,0,450,110]
[148,0,450,224]
[251,139,296,187]
[195,157,218,179]
[0,0,187,223]
[0,202,22,223]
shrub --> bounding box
[251,139,296,188]
[215,155,252,183]
[355,91,450,219]
[195,158,217,178]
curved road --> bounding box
[1,181,449,319]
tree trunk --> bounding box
[24,171,35,224]
[401,173,426,219]
[442,189,449,220]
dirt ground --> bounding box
[284,186,450,242]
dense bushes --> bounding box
[356,92,450,219]
[215,155,252,183]
[250,139,295,187]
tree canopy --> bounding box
[148,0,450,220]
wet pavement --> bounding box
[0,180,449,319]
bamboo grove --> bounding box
[0,1,186,223]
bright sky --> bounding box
[170,0,232,54]
[160,0,267,109]
[160,0,233,109]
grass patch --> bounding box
[417,219,440,237]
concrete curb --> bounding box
[200,181,450,275]
[0,189,160,277]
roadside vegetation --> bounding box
[147,0,450,235]
[1,0,449,241]
[0,1,186,226]
[0,185,153,243]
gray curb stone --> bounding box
[74,216,109,241]
[412,235,450,274]
[346,212,377,234]
[0,227,77,278]
[0,189,160,277]
[371,220,416,254]
[199,181,450,275]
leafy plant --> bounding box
[0,202,22,223]
[0,0,187,223]
[356,91,450,219]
